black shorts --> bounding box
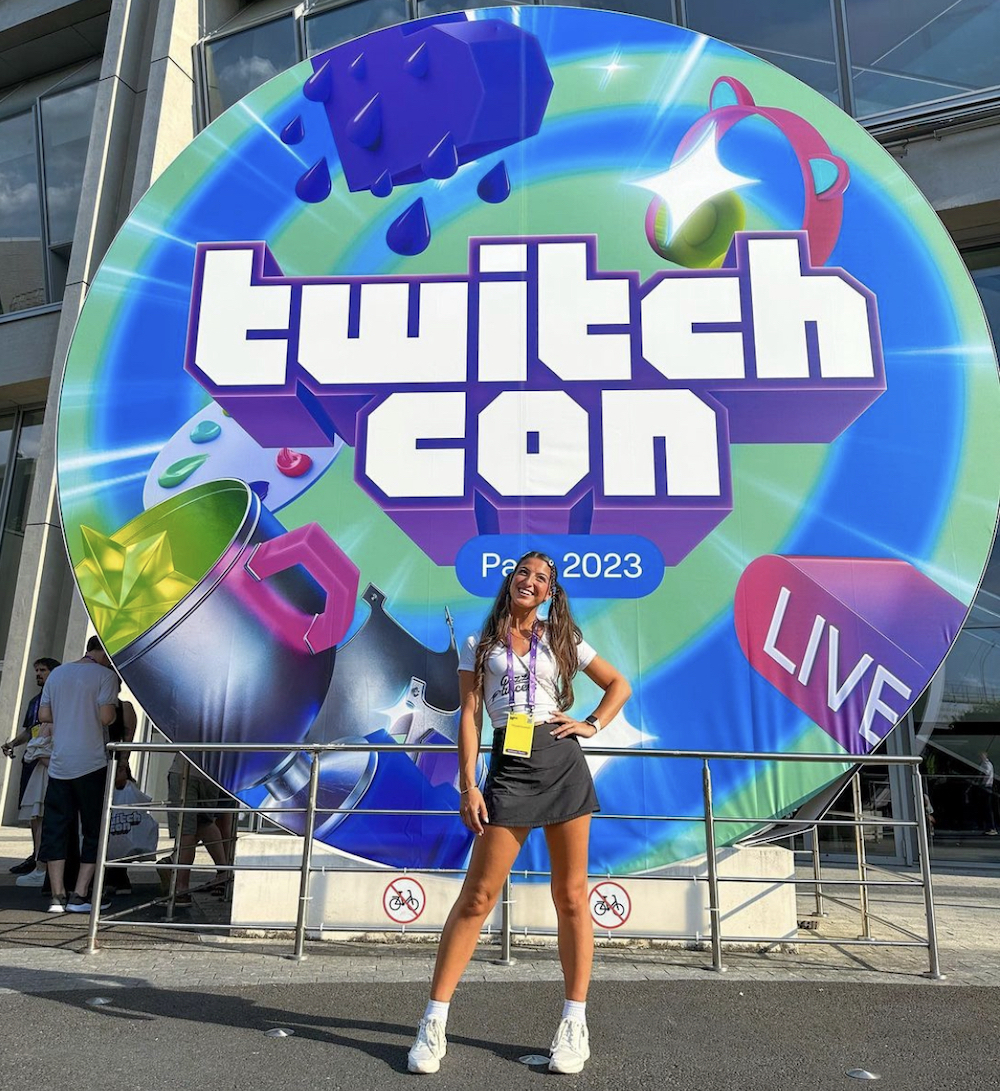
[38,768,107,865]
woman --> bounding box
[408,552,631,1075]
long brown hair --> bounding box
[473,551,583,710]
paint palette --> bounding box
[142,401,342,512]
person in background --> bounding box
[976,751,997,835]
[37,636,118,913]
[3,657,61,877]
[158,754,234,908]
[103,683,139,896]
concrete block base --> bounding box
[231,834,797,943]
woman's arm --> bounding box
[115,700,139,787]
[548,655,633,739]
[457,669,488,836]
[121,700,138,743]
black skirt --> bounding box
[483,722,600,829]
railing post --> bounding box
[851,772,872,939]
[165,758,190,921]
[911,765,944,980]
[809,827,827,917]
[85,753,118,955]
[702,759,725,972]
[494,874,514,965]
[290,752,321,961]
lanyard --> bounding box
[506,623,539,713]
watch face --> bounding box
[57,6,1000,875]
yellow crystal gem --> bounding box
[75,524,198,654]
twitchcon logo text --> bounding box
[186,232,884,564]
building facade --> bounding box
[1,0,998,852]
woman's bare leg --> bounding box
[545,814,593,1001]
[430,824,527,1001]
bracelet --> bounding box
[460,786,474,795]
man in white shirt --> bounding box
[37,636,118,913]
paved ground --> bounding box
[3,979,1000,1090]
[3,830,1000,1089]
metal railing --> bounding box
[86,742,942,979]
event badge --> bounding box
[503,624,540,758]
[503,711,535,758]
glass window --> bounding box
[204,15,299,120]
[416,0,525,16]
[0,112,45,316]
[967,246,1000,336]
[0,408,44,660]
[847,0,1000,118]
[910,246,1000,863]
[307,0,409,55]
[685,0,841,105]
[557,0,677,20]
[41,81,99,246]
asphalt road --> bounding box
[3,979,999,1091]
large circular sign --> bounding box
[58,8,1000,874]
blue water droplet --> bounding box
[347,94,382,149]
[386,198,431,257]
[350,52,366,80]
[295,157,332,203]
[405,42,429,78]
[280,116,305,145]
[303,60,333,103]
[190,420,222,444]
[371,170,393,198]
[477,160,510,204]
[424,132,458,180]
[249,480,270,501]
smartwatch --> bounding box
[584,714,602,731]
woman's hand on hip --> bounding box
[548,711,598,739]
[460,786,489,836]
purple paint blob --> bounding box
[295,157,332,203]
[303,60,333,103]
[280,116,305,144]
[386,198,431,256]
[477,159,510,203]
[306,20,553,194]
[423,132,458,180]
[371,170,393,198]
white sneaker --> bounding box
[407,1017,447,1074]
[548,1017,590,1074]
[15,867,47,887]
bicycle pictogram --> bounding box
[388,889,420,913]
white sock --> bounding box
[562,999,587,1024]
[424,999,449,1025]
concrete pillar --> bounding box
[0,0,200,825]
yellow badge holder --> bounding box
[503,711,535,758]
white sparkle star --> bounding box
[589,50,632,91]
[633,123,757,245]
[581,709,656,780]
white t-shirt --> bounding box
[39,661,118,779]
[459,629,597,729]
